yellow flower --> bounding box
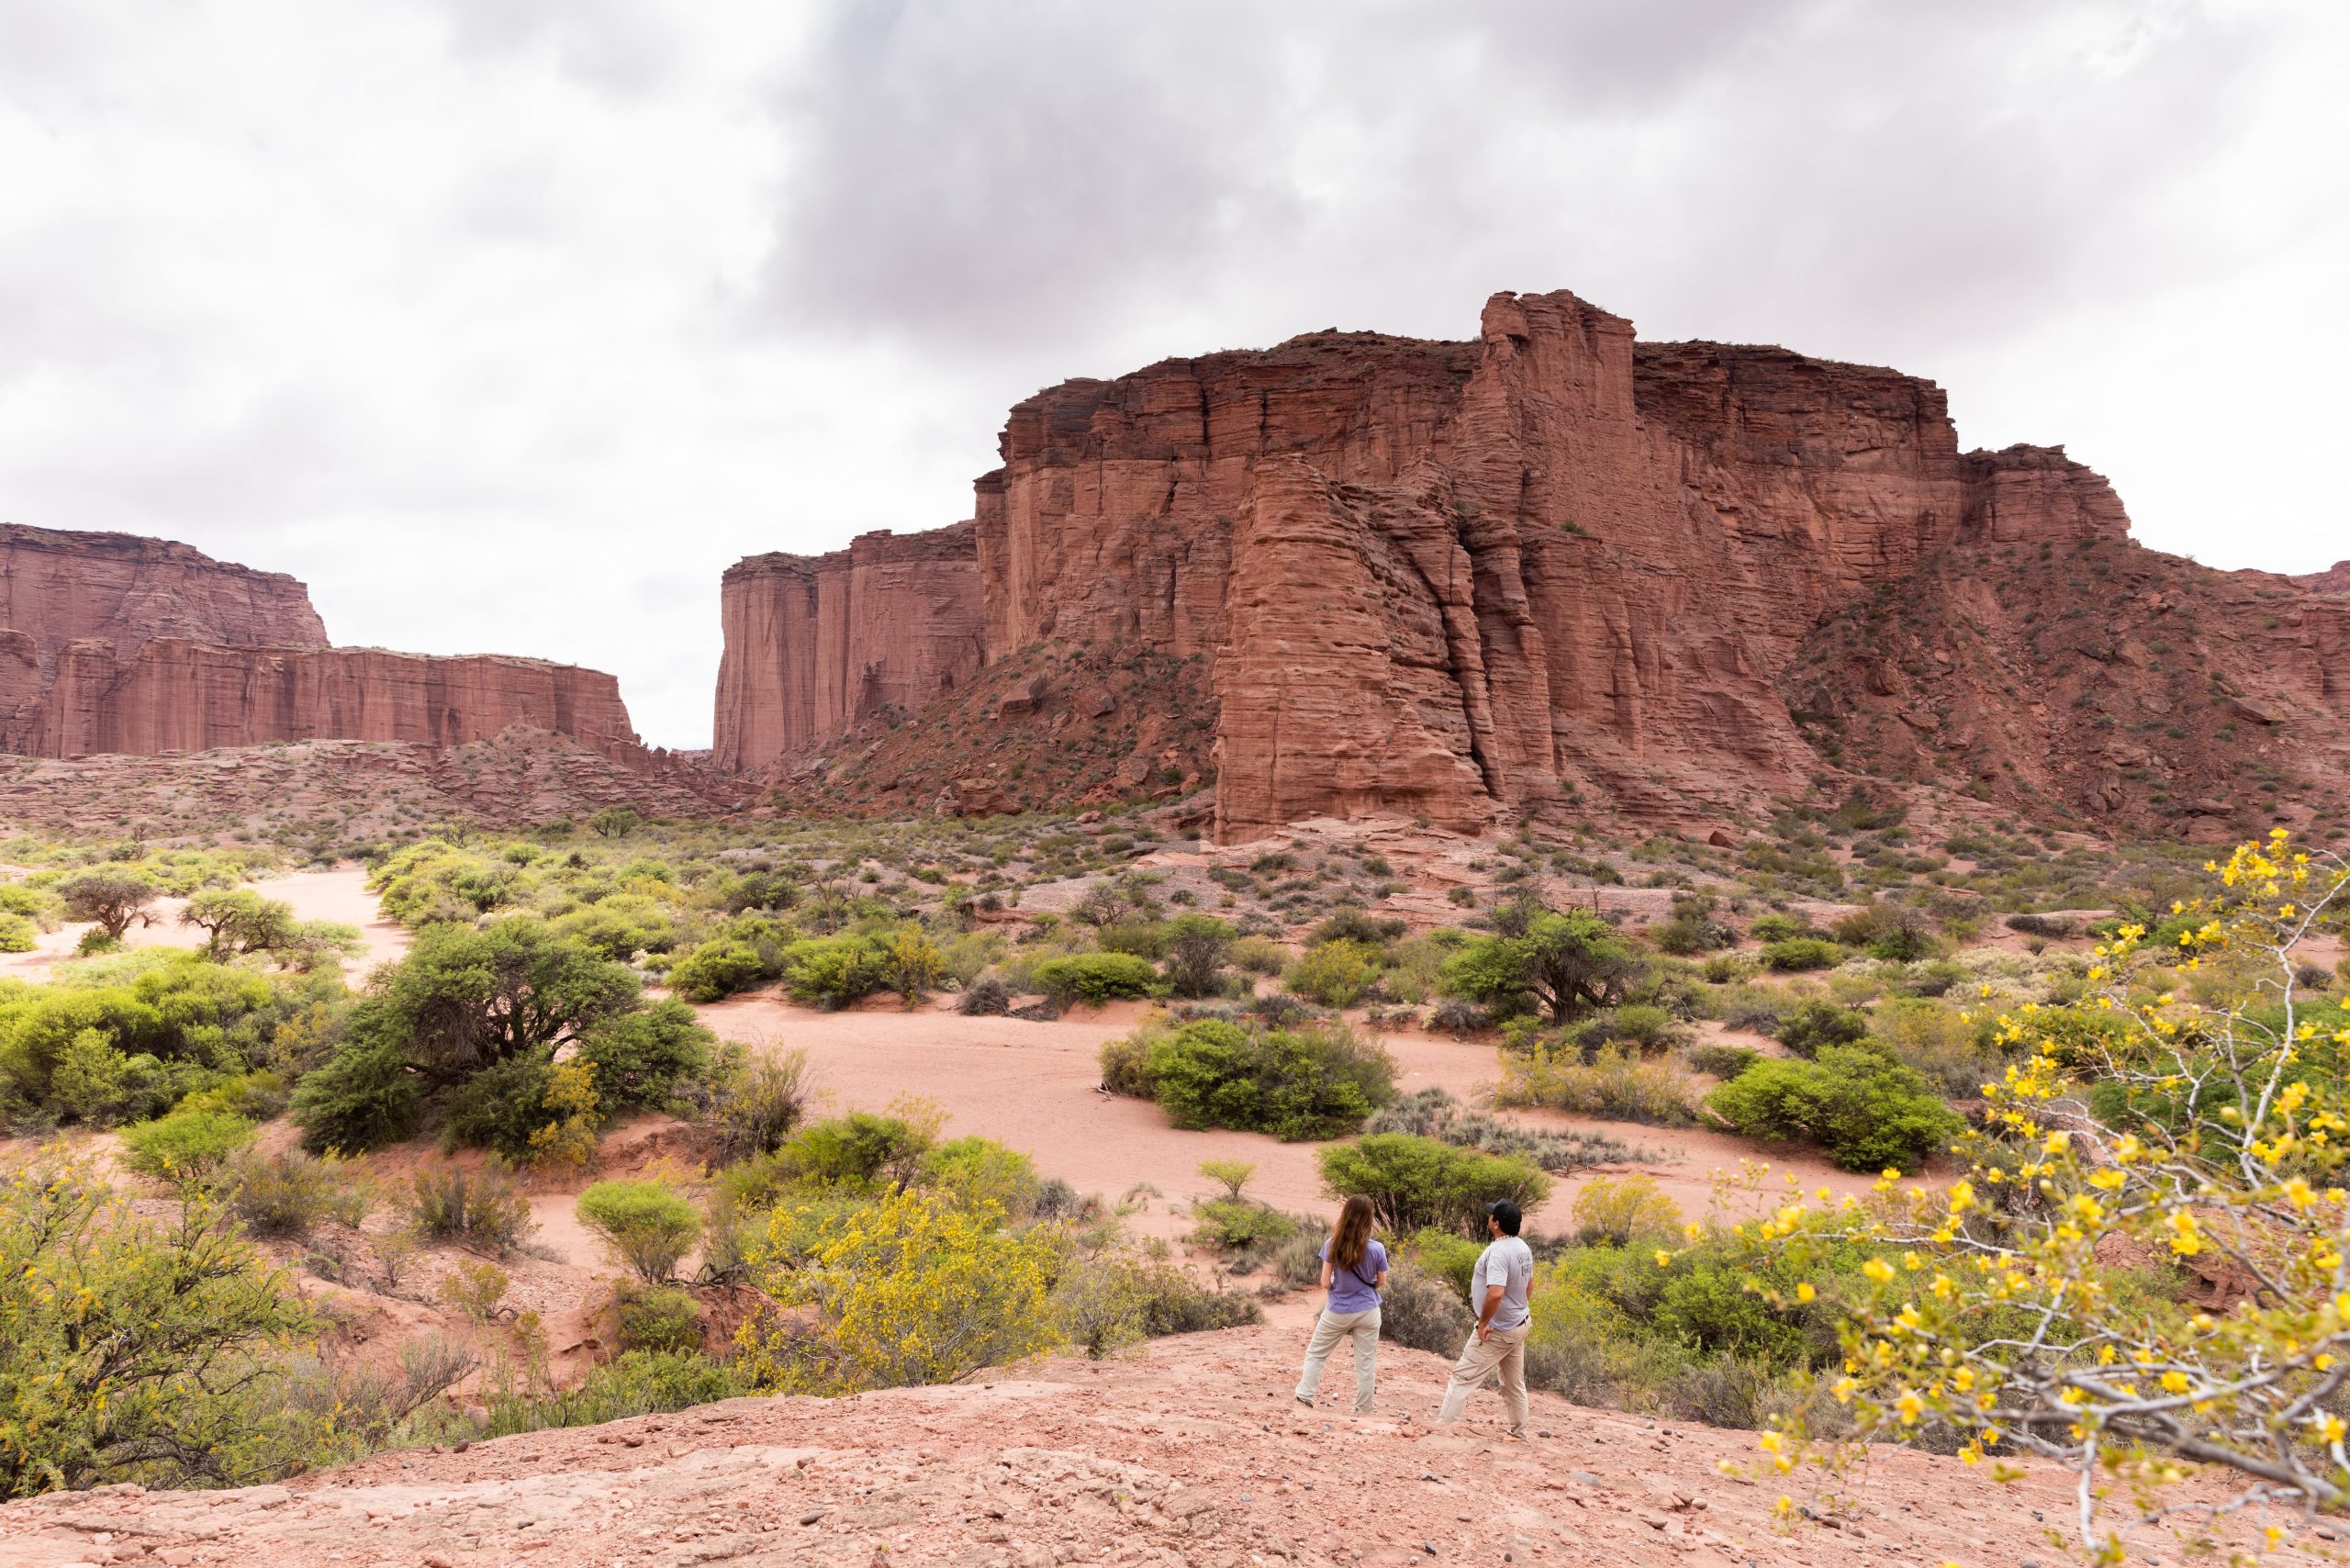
[1863,1257,1895,1284]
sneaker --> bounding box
[1295,1394,1314,1408]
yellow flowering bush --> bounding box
[737,1186,1065,1394]
[1711,834,2350,1561]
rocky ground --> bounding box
[3,1318,2314,1568]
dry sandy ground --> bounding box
[0,1319,2319,1568]
[692,993,1872,1243]
[0,868,409,983]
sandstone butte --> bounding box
[0,521,702,790]
[713,286,2350,842]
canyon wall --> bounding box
[717,286,2338,839]
[713,525,986,773]
[0,523,667,773]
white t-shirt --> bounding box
[1471,1235,1534,1331]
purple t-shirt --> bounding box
[1321,1237,1388,1313]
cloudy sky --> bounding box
[1,1,2343,748]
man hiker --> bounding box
[1434,1198,1533,1439]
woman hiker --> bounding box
[1295,1194,1388,1413]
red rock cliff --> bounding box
[0,523,677,776]
[713,524,985,772]
[716,286,2339,839]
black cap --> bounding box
[1486,1199,1522,1235]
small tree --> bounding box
[887,926,946,1005]
[576,1180,701,1283]
[57,871,159,942]
[1160,913,1234,999]
[179,889,297,958]
[1441,909,1642,1023]
[1198,1159,1256,1200]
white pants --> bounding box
[1295,1305,1381,1413]
[1436,1322,1529,1437]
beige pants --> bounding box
[1295,1305,1381,1413]
[1436,1321,1529,1436]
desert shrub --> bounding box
[1651,894,1737,956]
[575,1000,712,1112]
[1364,1087,1640,1172]
[666,941,767,1003]
[1140,1019,1396,1140]
[1870,997,2009,1098]
[1705,1043,1961,1172]
[173,1070,291,1123]
[1095,921,1166,960]
[1377,1262,1474,1354]
[1286,940,1381,1008]
[1271,1214,1333,1289]
[1159,913,1235,999]
[1699,953,1756,984]
[1717,986,1790,1036]
[1495,1044,1702,1126]
[615,1285,704,1353]
[576,1180,702,1283]
[778,1111,934,1192]
[1572,1173,1684,1246]
[1428,998,1489,1037]
[477,1350,749,1439]
[223,1148,364,1240]
[404,1159,534,1254]
[739,1187,1064,1394]
[1686,1041,1761,1080]
[0,915,36,954]
[1773,1000,1872,1059]
[781,935,892,1009]
[692,1047,811,1163]
[1572,1002,1684,1055]
[1229,936,1289,977]
[1034,952,1163,1004]
[1439,910,1643,1023]
[1315,1133,1550,1236]
[289,1039,422,1153]
[1403,1228,1483,1301]
[958,975,1013,1015]
[119,1108,255,1184]
[178,890,298,959]
[438,1053,560,1159]
[438,1260,509,1322]
[1096,1028,1158,1098]
[1055,1254,1261,1357]
[1760,937,1844,972]
[2003,912,2078,939]
[0,1161,319,1496]
[1746,913,1809,943]
[920,1136,1042,1215]
[1189,1196,1296,1260]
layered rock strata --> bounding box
[0,522,675,776]
[716,286,2339,839]
[713,525,984,772]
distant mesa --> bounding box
[0,522,673,782]
[2295,560,2350,595]
[713,287,2349,840]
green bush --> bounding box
[1571,1173,1684,1246]
[1097,1030,1157,1097]
[1160,913,1235,1000]
[478,1350,749,1439]
[575,1000,712,1111]
[1746,913,1808,943]
[0,1161,319,1496]
[290,1039,421,1153]
[1706,1043,1962,1172]
[616,1285,704,1353]
[1315,1133,1550,1236]
[224,1148,365,1239]
[778,1112,934,1192]
[1142,1019,1396,1140]
[1439,910,1643,1023]
[666,941,767,1003]
[0,914,35,954]
[1572,1002,1682,1055]
[1773,1000,1871,1058]
[349,919,639,1086]
[1760,937,1844,972]
[1285,940,1381,1008]
[1034,952,1163,1005]
[781,935,891,1008]
[1494,1044,1701,1126]
[920,1136,1041,1215]
[576,1180,702,1283]
[404,1160,534,1254]
[1377,1262,1475,1354]
[118,1109,255,1184]
[1189,1196,1296,1255]
[438,1053,560,1159]
[1404,1227,1483,1301]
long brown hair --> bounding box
[1329,1195,1375,1271]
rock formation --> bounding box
[713,525,985,772]
[2296,561,2350,595]
[720,286,2350,838]
[0,523,704,788]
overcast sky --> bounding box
[2,1,2343,749]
